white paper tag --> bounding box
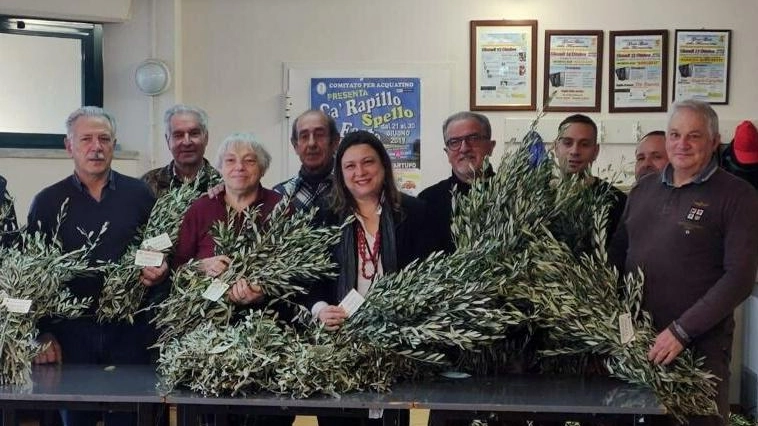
[134,249,164,267]
[142,233,172,251]
[368,409,384,419]
[339,289,366,317]
[202,279,230,302]
[619,312,636,344]
[440,371,472,379]
[3,297,32,314]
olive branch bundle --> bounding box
[152,200,341,346]
[0,200,101,385]
[156,247,529,398]
[459,135,718,420]
[157,113,718,417]
[158,311,414,398]
[340,245,530,365]
[97,179,209,323]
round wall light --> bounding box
[135,59,171,96]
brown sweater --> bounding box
[610,165,758,342]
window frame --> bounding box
[0,16,103,149]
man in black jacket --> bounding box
[418,111,496,253]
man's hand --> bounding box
[140,260,169,287]
[318,305,348,331]
[648,328,684,365]
[207,183,225,199]
[33,333,62,365]
[227,278,264,305]
[200,255,232,278]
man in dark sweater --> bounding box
[0,175,18,247]
[419,112,500,426]
[418,111,496,253]
[27,106,168,426]
[554,114,626,246]
[610,99,758,426]
[141,104,221,198]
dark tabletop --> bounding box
[0,365,666,415]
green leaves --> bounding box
[98,176,210,323]
[156,110,717,418]
[0,200,98,385]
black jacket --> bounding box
[308,193,435,306]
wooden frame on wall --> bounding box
[609,30,668,113]
[543,30,603,112]
[470,20,537,111]
[673,29,731,104]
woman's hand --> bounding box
[200,255,232,277]
[207,183,226,199]
[139,260,169,287]
[318,305,348,331]
[227,278,264,306]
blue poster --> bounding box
[311,77,421,173]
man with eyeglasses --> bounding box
[554,114,626,247]
[274,109,340,214]
[418,111,496,253]
[141,104,221,197]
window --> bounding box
[0,16,103,148]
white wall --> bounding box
[6,0,757,196]
[170,0,758,189]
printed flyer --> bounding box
[546,33,601,110]
[473,26,533,108]
[311,77,421,194]
[612,34,665,109]
[674,30,730,103]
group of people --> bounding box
[1,98,756,426]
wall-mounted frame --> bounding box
[470,20,537,111]
[543,30,603,112]
[673,29,731,104]
[609,30,668,113]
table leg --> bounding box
[2,409,16,426]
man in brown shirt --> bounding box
[141,104,221,197]
[611,99,758,425]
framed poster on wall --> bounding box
[470,20,537,111]
[609,30,668,113]
[543,30,603,112]
[673,29,731,104]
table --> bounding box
[166,375,665,426]
[0,364,162,426]
[394,375,666,424]
[166,388,413,426]
[0,365,666,426]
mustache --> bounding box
[88,152,106,160]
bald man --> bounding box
[634,130,668,181]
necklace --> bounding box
[356,225,381,280]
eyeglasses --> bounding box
[445,133,488,151]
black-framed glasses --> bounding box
[445,133,488,151]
